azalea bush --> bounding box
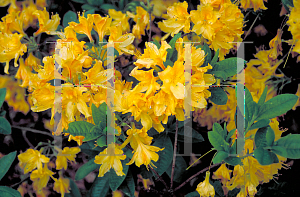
[1,0,300,196]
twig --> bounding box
[12,125,54,138]
[174,162,224,192]
[22,130,34,149]
[11,175,30,189]
[243,13,260,41]
[170,119,178,189]
[149,165,170,191]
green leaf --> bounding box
[273,134,300,159]
[282,0,294,13]
[84,9,95,17]
[257,86,268,107]
[186,191,200,197]
[245,86,256,122]
[96,136,107,147]
[254,126,268,148]
[75,159,100,181]
[166,33,181,60]
[210,49,219,66]
[163,59,173,68]
[211,58,245,80]
[91,103,107,126]
[266,127,275,146]
[65,121,95,136]
[0,117,11,134]
[87,0,103,6]
[226,129,236,142]
[224,156,242,166]
[0,186,21,197]
[270,145,287,158]
[211,180,224,197]
[170,126,204,143]
[166,155,187,183]
[208,131,227,151]
[208,87,228,105]
[100,4,119,11]
[207,71,227,80]
[65,178,82,197]
[254,148,279,165]
[213,123,226,140]
[151,134,173,176]
[119,170,135,197]
[0,151,16,181]
[72,0,86,3]
[63,11,77,27]
[80,141,104,157]
[0,88,6,107]
[212,151,228,164]
[82,4,98,11]
[87,173,110,197]
[151,38,161,49]
[248,119,270,131]
[139,165,153,179]
[109,158,129,191]
[256,94,298,121]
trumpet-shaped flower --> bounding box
[157,1,191,40]
[125,127,164,169]
[135,41,171,70]
[31,83,55,112]
[212,164,232,184]
[0,11,25,35]
[69,12,93,42]
[33,8,60,36]
[81,60,113,84]
[0,32,27,74]
[55,147,81,170]
[30,165,54,191]
[18,149,50,174]
[53,175,70,197]
[92,14,111,42]
[94,143,126,177]
[196,171,215,197]
[108,23,135,55]
[240,0,268,11]
[108,9,130,33]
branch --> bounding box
[174,162,224,192]
[170,119,178,189]
[149,165,170,191]
[12,125,54,138]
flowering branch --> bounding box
[170,119,178,189]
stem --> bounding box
[149,165,170,191]
[243,13,260,41]
[170,119,178,189]
[174,162,224,192]
[11,175,30,188]
[12,125,54,138]
[186,149,215,170]
[22,130,34,149]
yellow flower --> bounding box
[81,60,113,84]
[53,175,70,197]
[157,1,191,40]
[30,165,54,191]
[125,127,164,168]
[287,0,300,57]
[18,149,50,174]
[108,23,135,55]
[20,0,38,30]
[33,8,60,36]
[0,11,25,35]
[127,6,152,40]
[92,14,111,42]
[190,5,221,41]
[15,57,32,88]
[240,0,268,11]
[212,164,232,184]
[196,171,215,197]
[31,83,55,112]
[68,12,94,42]
[56,147,81,170]
[150,0,177,17]
[68,135,85,146]
[0,32,27,74]
[108,9,130,33]
[269,29,283,60]
[130,67,160,97]
[134,41,171,70]
[0,0,11,7]
[94,143,126,177]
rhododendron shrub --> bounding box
[0,0,300,196]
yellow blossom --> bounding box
[30,165,54,191]
[240,0,268,11]
[18,149,50,174]
[108,9,130,33]
[0,11,25,35]
[0,32,27,74]
[20,0,38,30]
[81,60,113,84]
[124,126,164,169]
[69,12,94,42]
[92,14,111,42]
[31,83,55,112]
[212,163,232,184]
[196,171,215,197]
[55,147,81,170]
[94,143,126,177]
[68,135,85,146]
[53,175,70,197]
[33,8,60,36]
